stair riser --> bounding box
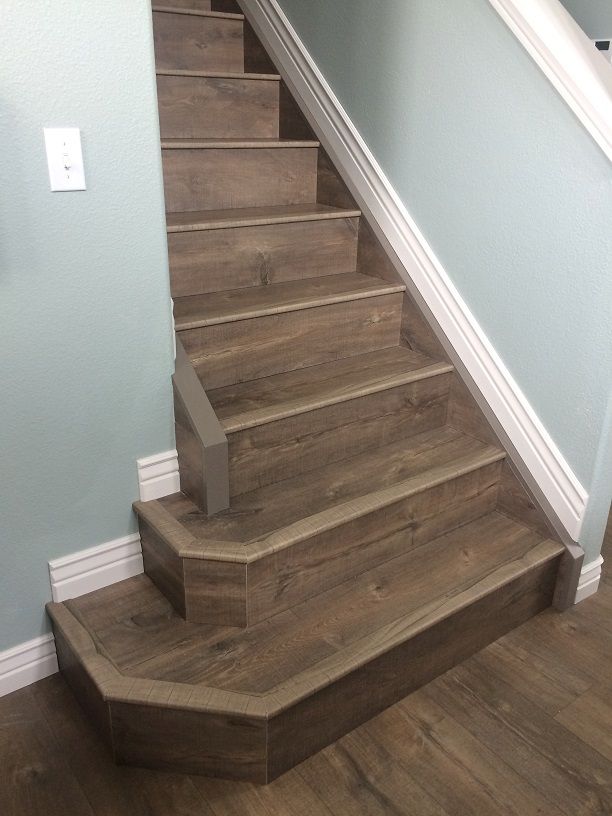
[181,293,404,389]
[226,374,452,496]
[168,217,360,297]
[162,147,318,211]
[138,460,502,626]
[153,12,244,74]
[157,75,280,140]
[246,461,503,625]
[266,557,560,781]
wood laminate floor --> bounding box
[2,519,611,816]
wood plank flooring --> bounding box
[3,521,610,815]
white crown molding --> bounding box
[574,555,604,604]
[488,0,612,163]
[48,533,143,603]
[0,634,58,697]
[241,0,588,541]
[137,448,180,501]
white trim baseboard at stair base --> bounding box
[575,555,604,604]
[137,448,180,501]
[0,634,58,697]
[241,0,588,541]
[48,533,143,603]
[488,0,612,163]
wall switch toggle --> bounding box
[44,127,86,191]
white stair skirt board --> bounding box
[48,533,143,603]
[137,448,180,501]
[0,634,58,698]
[575,556,605,604]
[241,0,589,543]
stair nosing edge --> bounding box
[175,280,406,331]
[156,69,282,81]
[152,6,244,20]
[219,360,455,434]
[161,139,320,149]
[166,207,362,232]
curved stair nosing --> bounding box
[152,6,244,20]
[166,205,362,233]
[218,359,454,434]
[157,69,281,81]
[134,445,507,564]
[174,279,406,331]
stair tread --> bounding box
[152,5,244,19]
[139,425,505,552]
[161,138,320,149]
[174,273,405,331]
[208,346,453,433]
[166,203,361,233]
[60,512,563,702]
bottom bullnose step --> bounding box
[47,513,563,783]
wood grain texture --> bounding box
[174,272,402,329]
[162,144,318,211]
[168,216,359,297]
[153,10,244,73]
[157,73,279,139]
[159,0,212,8]
[184,293,404,389]
[166,203,361,232]
[223,369,452,496]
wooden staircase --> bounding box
[47,0,568,784]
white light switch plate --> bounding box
[44,127,86,191]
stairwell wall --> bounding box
[274,0,612,564]
[559,0,612,37]
[0,0,174,650]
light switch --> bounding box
[43,128,86,191]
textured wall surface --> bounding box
[0,0,174,650]
[560,0,612,37]
[276,0,612,561]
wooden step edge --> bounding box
[166,205,362,233]
[265,534,564,714]
[47,601,269,718]
[152,6,244,20]
[221,360,455,434]
[175,280,406,331]
[245,447,507,561]
[161,138,320,149]
[156,69,281,81]
[133,498,246,562]
[161,445,506,564]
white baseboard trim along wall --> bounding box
[575,556,605,604]
[241,0,589,543]
[48,532,144,603]
[137,448,180,501]
[0,634,58,697]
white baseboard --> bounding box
[48,533,143,603]
[242,0,588,542]
[137,448,180,501]
[0,634,58,698]
[574,555,604,604]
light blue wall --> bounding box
[560,0,612,37]
[277,0,612,561]
[0,0,174,650]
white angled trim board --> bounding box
[137,448,180,501]
[241,0,589,541]
[574,555,604,604]
[48,533,143,603]
[488,0,612,162]
[0,634,58,698]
